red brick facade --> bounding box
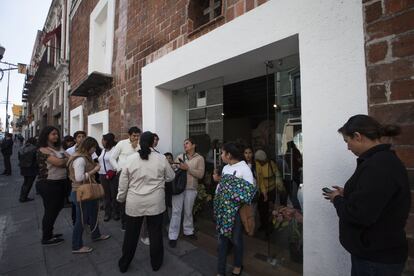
[69,0,268,139]
[69,0,414,269]
[363,0,414,271]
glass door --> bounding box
[171,54,303,275]
[268,55,303,270]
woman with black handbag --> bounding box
[98,133,120,222]
[68,137,110,254]
[168,138,205,248]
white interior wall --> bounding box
[141,1,367,275]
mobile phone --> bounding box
[322,187,333,193]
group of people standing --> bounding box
[10,125,207,273]
[1,113,411,276]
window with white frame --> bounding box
[88,0,115,75]
[70,105,84,134]
[88,110,109,147]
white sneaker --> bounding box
[140,237,150,246]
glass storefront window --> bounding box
[172,54,303,275]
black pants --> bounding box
[2,154,11,174]
[351,255,405,276]
[100,174,120,216]
[258,189,276,230]
[119,213,164,272]
[20,175,36,200]
[37,179,67,241]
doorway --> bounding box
[173,54,303,275]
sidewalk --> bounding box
[0,147,230,276]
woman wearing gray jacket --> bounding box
[117,131,175,273]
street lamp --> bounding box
[0,46,5,61]
[0,45,20,133]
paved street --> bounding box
[0,147,230,276]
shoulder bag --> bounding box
[103,150,116,180]
[171,154,187,195]
[68,156,105,202]
[76,174,105,202]
[232,171,256,236]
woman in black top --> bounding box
[324,115,411,276]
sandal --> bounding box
[72,246,93,254]
[92,234,111,242]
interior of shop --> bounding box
[170,53,302,275]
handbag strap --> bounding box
[103,150,107,173]
[79,198,100,233]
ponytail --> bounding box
[138,131,154,160]
[381,125,401,137]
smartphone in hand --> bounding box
[322,187,333,193]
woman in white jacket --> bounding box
[117,131,175,273]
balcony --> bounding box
[25,50,59,98]
[70,71,113,97]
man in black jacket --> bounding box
[1,133,14,176]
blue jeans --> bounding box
[71,191,101,250]
[217,213,243,275]
[351,255,405,276]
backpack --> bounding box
[18,145,36,168]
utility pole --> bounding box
[5,64,10,133]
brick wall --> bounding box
[363,0,414,272]
[69,0,267,139]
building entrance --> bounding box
[172,54,303,275]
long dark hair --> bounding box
[222,142,245,161]
[338,114,401,140]
[38,126,61,148]
[103,133,116,150]
[138,131,154,160]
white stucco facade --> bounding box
[87,109,109,147]
[88,0,115,75]
[141,1,368,275]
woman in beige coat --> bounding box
[117,131,175,272]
